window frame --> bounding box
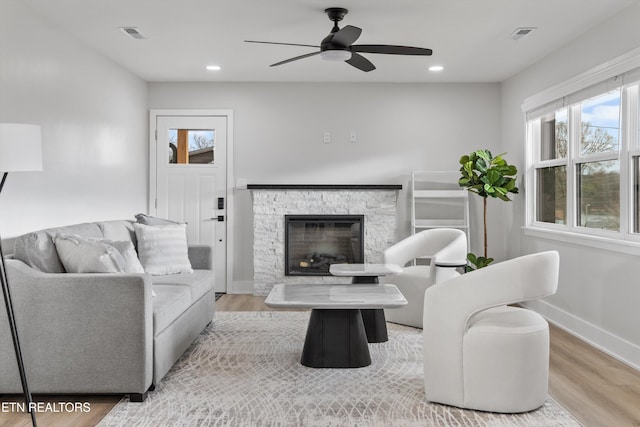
[523,48,640,253]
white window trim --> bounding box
[523,225,640,256]
[523,48,640,252]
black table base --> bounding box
[360,309,388,343]
[351,275,389,343]
[301,309,371,368]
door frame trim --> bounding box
[149,109,234,293]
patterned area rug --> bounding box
[98,311,581,427]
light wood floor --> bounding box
[2,294,639,427]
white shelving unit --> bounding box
[411,171,470,251]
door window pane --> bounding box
[536,166,566,224]
[577,160,620,231]
[168,129,215,164]
[580,90,620,156]
[540,109,568,160]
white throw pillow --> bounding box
[133,223,193,275]
[54,234,126,274]
[100,239,145,274]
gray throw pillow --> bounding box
[100,239,145,274]
[54,234,126,274]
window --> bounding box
[576,90,621,232]
[536,166,566,224]
[540,109,567,161]
[167,129,215,165]
[526,63,640,245]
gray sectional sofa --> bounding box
[0,220,215,402]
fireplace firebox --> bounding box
[285,215,364,276]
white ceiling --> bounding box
[23,0,639,83]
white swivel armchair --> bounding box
[382,229,467,328]
[423,251,560,413]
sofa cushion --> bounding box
[13,222,103,273]
[54,234,127,273]
[151,269,214,304]
[134,223,193,275]
[152,284,192,335]
[97,220,137,246]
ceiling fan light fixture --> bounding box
[320,50,352,61]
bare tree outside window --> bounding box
[189,131,214,151]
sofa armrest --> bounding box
[188,244,212,270]
[0,259,153,394]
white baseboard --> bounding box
[523,300,640,372]
[228,280,254,294]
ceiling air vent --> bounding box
[510,27,537,41]
[119,27,145,40]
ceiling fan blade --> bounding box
[270,51,321,67]
[345,53,376,72]
[245,40,320,48]
[331,25,362,47]
[351,44,433,56]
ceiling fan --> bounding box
[245,7,433,72]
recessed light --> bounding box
[206,65,221,71]
[429,65,444,72]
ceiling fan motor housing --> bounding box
[325,7,348,22]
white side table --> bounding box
[329,263,403,343]
[329,263,402,284]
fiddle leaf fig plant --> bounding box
[459,149,518,271]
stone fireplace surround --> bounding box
[249,185,401,296]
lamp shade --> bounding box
[0,123,43,172]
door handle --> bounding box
[217,215,224,222]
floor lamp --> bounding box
[0,123,42,427]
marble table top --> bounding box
[329,263,403,277]
[265,283,408,310]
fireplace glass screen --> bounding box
[285,215,364,276]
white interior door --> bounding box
[152,114,227,292]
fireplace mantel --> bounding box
[247,184,402,190]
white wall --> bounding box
[149,82,502,288]
[0,1,148,243]
[502,2,640,368]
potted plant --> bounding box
[458,149,519,271]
